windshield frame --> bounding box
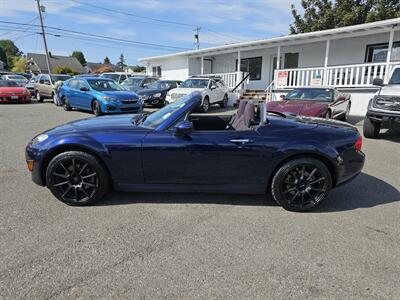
[87,79,125,91]
[179,78,209,89]
[284,88,333,102]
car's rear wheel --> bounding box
[363,117,380,138]
[36,90,44,102]
[46,151,110,206]
[62,97,71,111]
[219,94,228,108]
[202,97,210,113]
[92,100,102,116]
[271,158,332,212]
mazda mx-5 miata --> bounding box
[26,93,365,211]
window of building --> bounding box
[236,57,262,80]
[365,42,400,62]
[152,66,162,77]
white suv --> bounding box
[166,76,229,112]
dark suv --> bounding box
[364,66,400,138]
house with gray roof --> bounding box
[27,52,85,74]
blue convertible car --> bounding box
[26,93,365,211]
[59,77,143,116]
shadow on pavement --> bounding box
[98,173,399,212]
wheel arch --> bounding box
[40,144,113,187]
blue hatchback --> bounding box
[59,77,143,116]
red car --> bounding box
[267,87,351,121]
[0,80,31,104]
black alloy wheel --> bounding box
[202,97,210,113]
[46,151,109,205]
[271,158,332,212]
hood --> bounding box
[44,114,148,135]
[298,115,355,130]
[379,84,400,96]
[0,87,28,93]
[169,87,204,94]
[136,87,168,95]
[101,90,139,99]
[267,100,328,117]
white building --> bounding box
[139,18,400,116]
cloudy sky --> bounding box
[0,0,301,65]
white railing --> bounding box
[275,61,400,89]
[202,71,248,90]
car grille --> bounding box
[170,93,187,101]
[121,99,138,104]
[374,96,400,111]
[120,107,140,112]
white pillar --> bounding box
[200,56,204,75]
[276,45,281,70]
[236,50,241,86]
[385,28,394,82]
[323,39,330,85]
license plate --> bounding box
[11,96,18,100]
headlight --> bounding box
[102,96,116,101]
[153,93,162,98]
[32,134,48,145]
[140,95,148,100]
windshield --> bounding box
[141,96,192,129]
[101,74,119,81]
[179,79,208,88]
[147,81,173,89]
[51,75,71,82]
[389,68,400,84]
[87,79,125,91]
[285,88,333,101]
[7,75,26,80]
[0,80,18,87]
[121,77,143,87]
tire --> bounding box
[219,94,228,108]
[271,158,332,212]
[92,100,102,116]
[202,97,210,113]
[62,97,71,111]
[36,90,44,102]
[363,117,380,138]
[45,151,110,206]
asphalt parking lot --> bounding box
[1,101,399,299]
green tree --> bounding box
[11,57,27,73]
[0,40,22,69]
[103,56,111,64]
[71,50,87,66]
[0,47,7,67]
[290,0,400,34]
[117,53,126,68]
[52,66,79,76]
[131,65,146,72]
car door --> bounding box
[66,79,79,107]
[208,79,219,104]
[75,79,93,110]
[141,129,219,185]
[43,75,52,97]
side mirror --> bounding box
[174,120,193,137]
[210,85,217,90]
[280,94,285,100]
[80,86,89,92]
[373,77,384,86]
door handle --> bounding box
[230,139,253,144]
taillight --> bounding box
[354,136,362,151]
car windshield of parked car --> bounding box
[0,80,18,87]
[51,75,71,82]
[7,75,26,80]
[87,79,124,91]
[147,81,173,89]
[179,79,208,88]
[121,77,143,87]
[389,68,400,84]
[140,96,192,129]
[285,88,332,101]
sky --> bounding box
[0,0,301,66]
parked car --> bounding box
[25,77,38,96]
[166,76,229,112]
[1,74,28,87]
[34,74,71,102]
[25,93,365,212]
[136,80,182,107]
[59,77,143,116]
[363,66,400,138]
[267,87,351,120]
[121,76,159,92]
[16,73,33,80]
[99,72,132,84]
[0,80,31,103]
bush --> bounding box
[52,66,79,75]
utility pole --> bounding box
[36,0,52,78]
[194,26,201,50]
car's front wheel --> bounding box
[62,97,71,111]
[36,91,44,102]
[92,100,102,116]
[271,158,332,212]
[363,117,380,138]
[202,97,210,113]
[46,151,110,205]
